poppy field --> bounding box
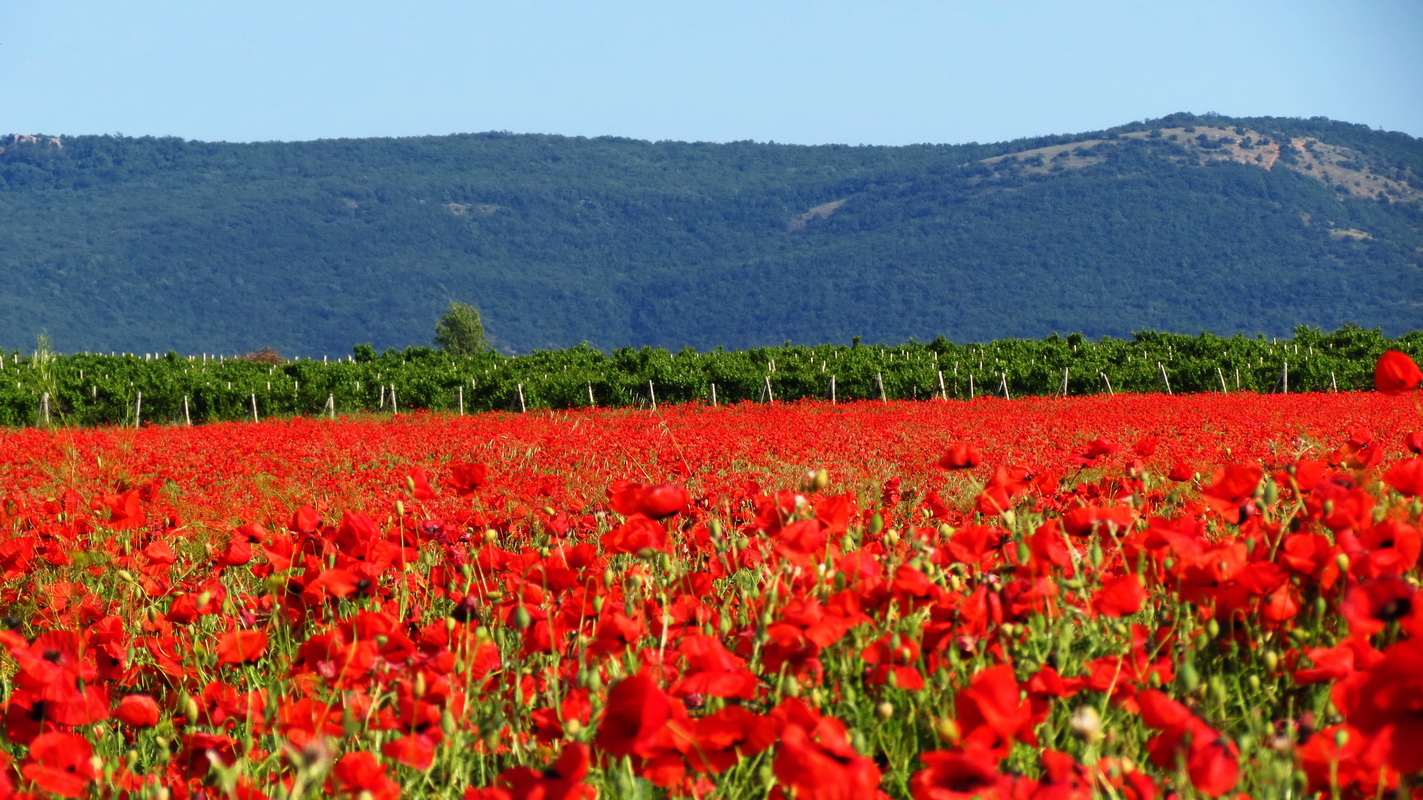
[0,352,1421,799]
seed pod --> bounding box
[513,605,533,630]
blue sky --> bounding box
[5,0,1421,146]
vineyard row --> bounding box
[2,325,1417,426]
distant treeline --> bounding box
[1,326,1415,427]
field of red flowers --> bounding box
[0,356,1421,799]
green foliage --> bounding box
[433,302,489,356]
[0,116,1420,356]
[0,326,1414,426]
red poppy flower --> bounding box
[1092,573,1146,618]
[1137,690,1238,797]
[1297,723,1397,799]
[490,742,595,800]
[937,443,982,470]
[774,720,884,800]
[1334,635,1423,773]
[1375,350,1422,395]
[114,694,161,728]
[910,745,1014,800]
[955,664,1034,754]
[608,481,690,519]
[1384,459,1423,498]
[289,505,322,534]
[329,751,399,800]
[21,732,96,798]
[1201,462,1262,521]
[448,461,489,496]
[216,630,268,666]
[1406,431,1423,454]
[595,672,671,759]
[600,514,667,555]
[406,467,437,500]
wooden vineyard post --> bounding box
[458,386,464,415]
[517,383,527,413]
[830,375,837,404]
[184,395,191,426]
[937,370,947,400]
[586,382,595,407]
[135,392,142,428]
[648,381,657,411]
[876,372,886,403]
[1059,367,1069,396]
[1157,362,1172,395]
[1100,372,1114,396]
[250,393,259,423]
[1330,372,1338,392]
[378,384,385,410]
[41,392,50,426]
[710,383,717,407]
[391,385,398,415]
[999,372,1010,400]
[326,394,335,419]
[1281,362,1289,394]
[968,374,974,399]
[1217,367,1228,393]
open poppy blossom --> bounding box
[937,443,982,469]
[1375,350,1422,395]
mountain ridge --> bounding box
[1,112,1419,355]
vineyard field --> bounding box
[2,325,1417,427]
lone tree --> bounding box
[434,301,490,355]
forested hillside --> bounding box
[2,112,1420,355]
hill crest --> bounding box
[1,113,1419,355]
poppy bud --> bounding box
[934,718,961,745]
[1179,661,1200,693]
[513,605,533,630]
[181,693,199,722]
[1263,480,1279,507]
